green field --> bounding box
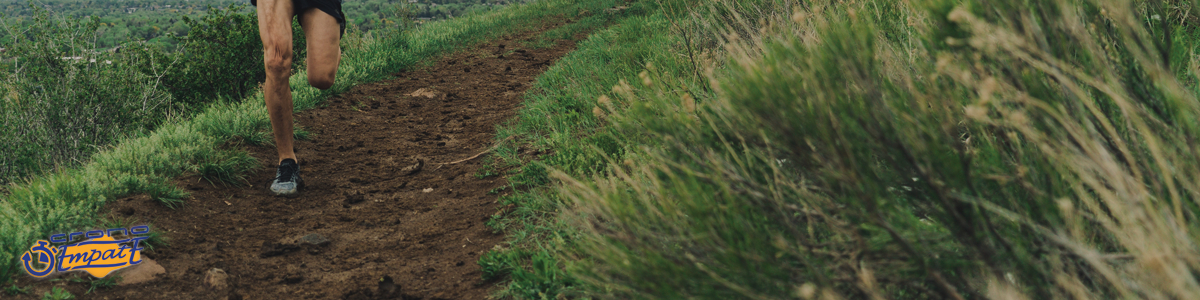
[7,0,1200,298]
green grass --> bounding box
[484,0,1200,299]
[40,287,73,300]
[0,0,627,285]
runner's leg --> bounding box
[257,0,297,164]
[299,7,341,90]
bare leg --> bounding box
[257,0,297,164]
[299,8,341,90]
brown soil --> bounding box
[11,23,583,300]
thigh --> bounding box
[257,0,295,54]
[299,8,341,75]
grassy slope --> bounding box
[478,1,704,298]
[485,0,1200,299]
[0,0,620,284]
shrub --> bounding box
[132,4,307,108]
[0,8,176,184]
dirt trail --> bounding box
[12,22,581,300]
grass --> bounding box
[41,286,72,300]
[0,0,628,285]
[484,0,1200,299]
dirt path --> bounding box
[11,22,581,300]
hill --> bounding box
[0,0,512,49]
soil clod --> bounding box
[259,242,300,258]
[345,191,366,204]
[204,268,229,290]
[282,273,304,284]
[378,275,401,299]
[400,159,425,176]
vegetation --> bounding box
[0,8,179,185]
[0,0,627,286]
[483,0,1200,299]
[0,0,520,49]
[5,0,1200,298]
[0,1,524,184]
[0,3,301,184]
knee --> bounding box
[263,44,293,77]
[308,75,334,90]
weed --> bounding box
[85,276,120,294]
[487,186,509,195]
[479,250,514,281]
[41,287,73,300]
[475,164,499,179]
[4,284,29,295]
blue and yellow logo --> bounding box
[22,225,150,278]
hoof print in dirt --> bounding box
[400,159,424,176]
[204,268,229,290]
[259,242,300,258]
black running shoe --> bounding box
[270,159,304,196]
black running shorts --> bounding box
[251,0,346,37]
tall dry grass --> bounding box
[550,0,1200,298]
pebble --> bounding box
[204,268,229,290]
[299,233,331,247]
[118,258,166,286]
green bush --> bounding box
[0,8,177,184]
[132,4,307,108]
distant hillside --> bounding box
[0,0,510,49]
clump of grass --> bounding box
[4,284,29,296]
[492,0,1200,299]
[84,275,119,295]
[41,287,73,300]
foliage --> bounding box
[0,7,177,184]
[0,0,622,286]
[129,3,307,107]
[487,0,1200,299]
[0,0,520,49]
[41,287,73,300]
[4,284,28,295]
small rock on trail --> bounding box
[407,88,444,99]
[118,257,166,286]
[204,268,229,290]
[400,159,424,176]
[300,233,331,247]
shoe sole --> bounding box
[270,181,305,198]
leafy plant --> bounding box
[4,284,29,295]
[128,3,308,108]
[41,287,73,300]
[86,275,120,294]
